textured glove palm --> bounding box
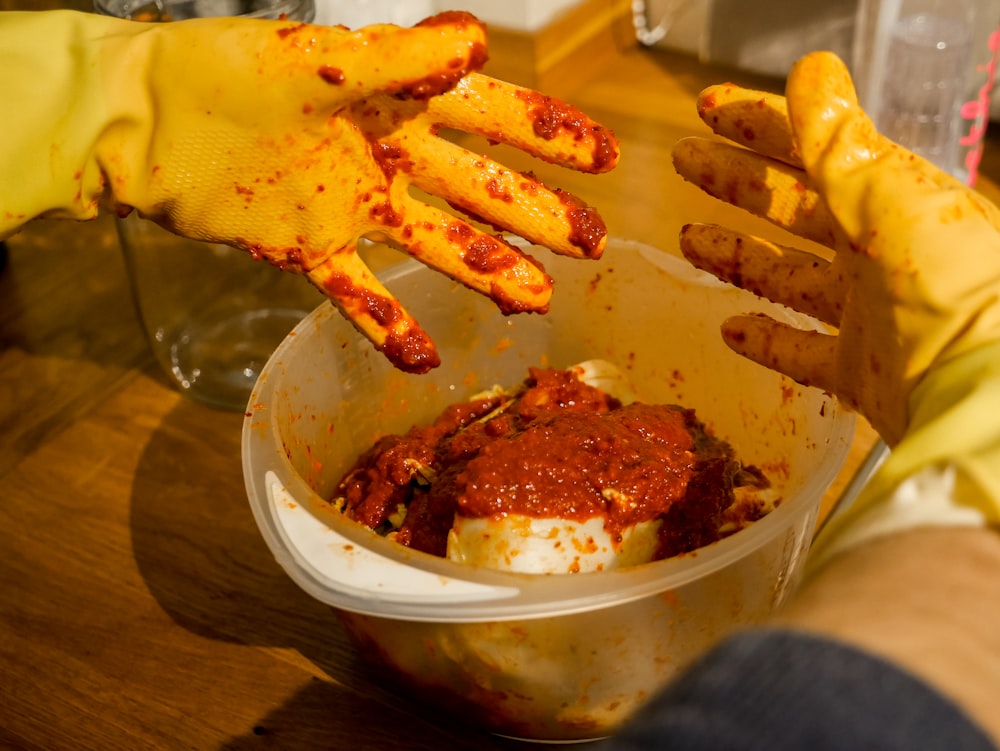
[2,10,618,372]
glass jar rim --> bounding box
[92,0,315,22]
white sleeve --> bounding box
[807,463,988,574]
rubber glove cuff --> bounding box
[808,340,1000,571]
[0,11,157,235]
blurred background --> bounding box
[3,0,994,111]
[123,0,1000,126]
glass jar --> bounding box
[94,0,321,411]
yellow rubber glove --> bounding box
[671,51,1000,560]
[1,10,618,373]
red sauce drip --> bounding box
[236,238,308,272]
[485,177,513,203]
[464,236,518,273]
[439,226,551,312]
[318,65,346,85]
[381,327,441,375]
[320,272,439,373]
[701,91,719,109]
[557,190,607,258]
[416,9,480,27]
[322,273,400,327]
[398,45,487,99]
[371,141,414,181]
[516,91,620,172]
[589,124,620,172]
[387,13,488,100]
[444,224,520,275]
[487,276,551,315]
[368,200,404,227]
[521,91,583,141]
[275,23,306,39]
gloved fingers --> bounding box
[146,14,487,122]
[672,136,843,251]
[257,12,489,103]
[397,132,608,259]
[785,51,1000,236]
[381,199,554,315]
[339,12,487,100]
[784,51,888,189]
[679,223,843,325]
[305,248,441,374]
[425,73,620,174]
[721,314,839,394]
[695,84,802,169]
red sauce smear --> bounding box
[333,367,768,560]
[318,65,346,85]
[391,12,488,100]
[557,189,607,258]
[320,272,440,373]
[372,142,414,182]
[515,91,620,173]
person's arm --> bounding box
[773,525,1000,745]
[0,10,618,372]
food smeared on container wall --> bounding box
[329,361,777,573]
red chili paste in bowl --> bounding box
[331,365,772,568]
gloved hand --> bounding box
[1,10,618,373]
[671,51,1000,559]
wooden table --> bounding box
[3,31,999,750]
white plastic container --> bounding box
[242,239,855,741]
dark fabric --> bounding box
[598,628,996,751]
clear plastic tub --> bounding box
[242,238,855,741]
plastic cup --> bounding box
[852,0,1000,184]
[242,239,855,741]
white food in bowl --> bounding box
[446,514,663,573]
